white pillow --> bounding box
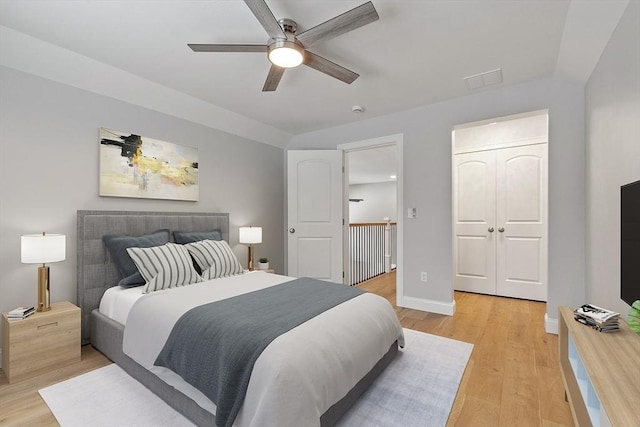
[127,243,203,293]
[185,239,244,280]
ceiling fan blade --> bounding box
[262,65,285,91]
[296,1,379,47]
[244,0,286,40]
[188,44,267,53]
[303,51,359,84]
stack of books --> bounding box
[7,306,35,320]
[574,304,620,332]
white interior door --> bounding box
[287,150,344,283]
[453,150,497,294]
[496,144,547,301]
[453,144,547,301]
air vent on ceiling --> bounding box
[464,68,503,90]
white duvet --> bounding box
[122,271,404,427]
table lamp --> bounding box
[239,226,262,271]
[21,232,66,312]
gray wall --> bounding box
[586,1,640,315]
[349,182,397,223]
[288,76,587,321]
[0,67,285,347]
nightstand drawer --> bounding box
[2,301,80,383]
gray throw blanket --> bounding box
[154,277,365,427]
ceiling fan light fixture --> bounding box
[187,0,379,91]
[268,40,304,68]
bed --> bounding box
[77,210,404,427]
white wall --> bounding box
[349,182,397,223]
[288,76,587,321]
[586,1,640,316]
[0,67,285,348]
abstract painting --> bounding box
[99,128,199,201]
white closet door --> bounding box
[453,150,497,295]
[496,144,548,301]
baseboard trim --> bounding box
[545,313,558,335]
[398,296,455,316]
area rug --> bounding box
[39,329,472,427]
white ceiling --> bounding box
[0,0,629,145]
[348,145,397,185]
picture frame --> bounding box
[99,128,199,201]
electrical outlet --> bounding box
[420,272,428,282]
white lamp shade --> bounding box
[21,233,66,264]
[239,227,262,244]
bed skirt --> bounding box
[90,309,398,427]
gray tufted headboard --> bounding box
[76,210,230,344]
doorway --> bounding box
[338,134,404,304]
[452,110,548,301]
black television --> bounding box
[621,179,640,306]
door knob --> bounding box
[498,227,505,232]
[289,228,296,234]
[488,227,494,232]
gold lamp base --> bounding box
[247,245,255,271]
[37,265,51,312]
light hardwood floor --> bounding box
[0,343,110,426]
[357,271,574,427]
[0,272,574,426]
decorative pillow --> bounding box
[173,229,222,244]
[173,229,224,275]
[185,239,244,280]
[117,272,145,288]
[127,243,203,293]
[103,229,170,288]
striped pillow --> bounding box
[185,239,244,280]
[127,243,203,293]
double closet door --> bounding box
[453,143,547,301]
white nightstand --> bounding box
[2,301,81,383]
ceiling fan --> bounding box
[188,0,379,92]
